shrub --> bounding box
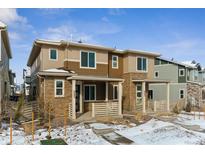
[185,101,192,112]
[173,102,180,114]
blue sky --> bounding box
[0,8,205,83]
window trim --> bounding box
[154,71,159,78]
[179,89,185,99]
[54,79,64,97]
[80,51,96,69]
[179,69,185,77]
[49,48,58,61]
[112,55,119,69]
[136,57,148,72]
[113,85,118,100]
[83,84,96,101]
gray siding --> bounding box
[178,65,186,83]
[154,64,178,82]
[149,83,186,107]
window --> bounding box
[113,85,118,100]
[179,89,185,99]
[55,80,64,97]
[154,71,159,78]
[137,57,147,71]
[179,69,185,76]
[84,85,96,100]
[136,83,142,98]
[49,49,57,60]
[112,55,118,69]
[80,51,96,68]
[202,89,205,100]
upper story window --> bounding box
[55,80,64,97]
[137,57,147,72]
[49,49,58,60]
[179,69,185,77]
[80,51,96,68]
[154,71,159,78]
[112,55,118,69]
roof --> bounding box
[38,68,76,77]
[0,21,12,58]
[67,75,124,82]
[181,61,198,68]
[27,39,161,66]
[157,57,197,69]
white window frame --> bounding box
[179,89,185,99]
[154,71,159,78]
[113,85,118,100]
[136,57,148,72]
[80,51,96,69]
[83,84,96,101]
[136,83,142,99]
[49,48,58,61]
[179,69,185,77]
[112,55,119,69]
[54,79,64,97]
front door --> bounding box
[136,83,143,111]
[75,84,80,112]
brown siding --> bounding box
[108,53,123,78]
[64,61,108,77]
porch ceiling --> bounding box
[132,79,170,83]
[67,75,124,82]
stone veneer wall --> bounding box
[122,72,147,113]
[38,76,72,126]
[187,82,203,105]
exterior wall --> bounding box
[154,64,178,82]
[108,53,123,78]
[64,61,108,77]
[149,83,187,109]
[38,76,72,125]
[199,72,205,84]
[0,35,10,114]
[187,82,204,105]
[122,72,148,113]
[123,53,155,80]
[178,65,186,83]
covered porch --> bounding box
[67,75,124,120]
[132,79,170,113]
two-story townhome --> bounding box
[149,57,203,111]
[27,39,168,122]
[0,21,12,115]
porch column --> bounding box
[167,82,170,112]
[72,80,76,119]
[118,82,122,116]
[142,82,146,113]
[105,81,108,101]
[79,81,83,113]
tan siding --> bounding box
[108,53,123,78]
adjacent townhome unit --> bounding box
[27,39,166,122]
[0,21,12,115]
[149,57,204,111]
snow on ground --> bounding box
[1,116,205,145]
[175,113,205,129]
[117,119,205,145]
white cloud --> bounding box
[41,25,93,42]
[101,16,109,22]
[0,8,27,25]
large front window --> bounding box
[55,80,64,97]
[84,85,96,100]
[137,57,147,71]
[81,51,96,68]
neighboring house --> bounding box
[27,39,165,121]
[0,21,12,115]
[9,70,16,97]
[149,57,204,110]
